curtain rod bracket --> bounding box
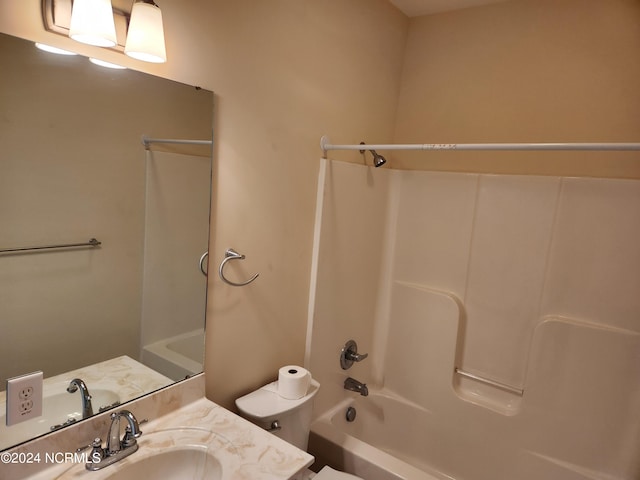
[320,135,330,158]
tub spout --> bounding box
[344,377,368,396]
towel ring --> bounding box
[218,248,259,287]
[199,251,209,276]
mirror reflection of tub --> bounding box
[142,329,205,381]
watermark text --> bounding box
[1,451,93,464]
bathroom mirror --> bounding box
[0,32,213,451]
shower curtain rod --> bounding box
[320,136,640,155]
[141,135,213,149]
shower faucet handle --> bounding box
[346,350,368,363]
[340,340,369,370]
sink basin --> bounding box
[45,388,120,423]
[103,447,222,480]
[56,428,228,480]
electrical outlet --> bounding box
[6,371,43,426]
[19,387,34,400]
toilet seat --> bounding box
[314,466,364,479]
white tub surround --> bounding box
[307,159,640,480]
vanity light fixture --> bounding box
[124,0,166,63]
[69,0,117,47]
[42,0,167,63]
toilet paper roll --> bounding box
[277,365,311,399]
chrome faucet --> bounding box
[67,378,94,419]
[344,377,369,396]
[84,410,143,471]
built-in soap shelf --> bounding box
[451,314,640,416]
[389,281,525,415]
[386,281,523,415]
[452,367,523,416]
[386,281,636,418]
[454,367,523,396]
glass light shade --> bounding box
[124,2,167,63]
[69,0,117,47]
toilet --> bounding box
[235,378,363,480]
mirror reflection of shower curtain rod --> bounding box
[320,135,640,155]
[141,135,213,150]
[0,238,101,254]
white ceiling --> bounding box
[388,0,509,17]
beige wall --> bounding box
[0,0,409,409]
[202,1,407,409]
[393,0,640,178]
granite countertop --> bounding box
[25,397,314,480]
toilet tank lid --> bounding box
[235,379,320,419]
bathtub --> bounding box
[309,391,449,480]
[310,388,632,480]
[141,329,205,381]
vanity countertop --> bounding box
[22,396,314,480]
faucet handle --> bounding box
[346,351,368,362]
[122,419,146,447]
[85,438,105,463]
[122,427,138,448]
[116,410,143,448]
[340,340,369,370]
[76,437,101,453]
[91,437,103,451]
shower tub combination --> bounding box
[306,159,640,480]
[141,328,204,381]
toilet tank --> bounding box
[235,379,320,451]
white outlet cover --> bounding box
[6,371,43,426]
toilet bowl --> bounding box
[235,378,363,480]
